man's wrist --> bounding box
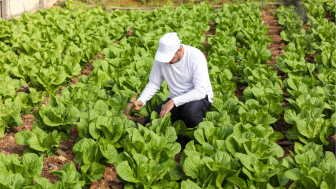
[169,99,175,105]
[137,99,145,107]
[171,98,180,107]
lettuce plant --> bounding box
[32,161,98,188]
[278,59,315,78]
[115,125,183,188]
[231,154,290,189]
[204,110,234,127]
[275,5,303,31]
[237,45,272,66]
[283,79,323,100]
[285,109,335,146]
[50,162,86,188]
[238,99,283,123]
[225,124,284,160]
[73,137,118,166]
[76,100,136,146]
[194,121,233,151]
[15,126,69,156]
[32,94,80,135]
[29,66,67,95]
[0,153,43,188]
[210,69,237,95]
[210,92,240,116]
[307,19,336,47]
[314,45,336,69]
[285,93,333,117]
[243,82,283,106]
[285,142,336,189]
[0,101,22,137]
[283,76,318,95]
[181,147,240,188]
[242,67,282,87]
[302,2,326,19]
[318,67,336,86]
[12,88,43,115]
[0,76,22,103]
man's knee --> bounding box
[181,101,208,127]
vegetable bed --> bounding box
[0,0,335,188]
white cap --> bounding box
[155,32,182,63]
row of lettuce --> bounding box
[273,0,336,188]
[1,1,335,189]
[275,0,335,147]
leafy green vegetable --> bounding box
[15,126,69,156]
[114,125,182,188]
[0,101,22,137]
[0,76,22,103]
[73,137,118,166]
[225,123,284,159]
[285,142,336,189]
[0,153,43,188]
[33,93,80,135]
[50,161,91,188]
[284,109,335,146]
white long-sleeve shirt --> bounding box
[137,44,213,107]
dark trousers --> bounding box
[143,95,212,128]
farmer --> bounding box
[133,32,213,128]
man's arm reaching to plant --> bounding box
[134,61,164,110]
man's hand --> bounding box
[160,99,175,118]
[133,100,143,111]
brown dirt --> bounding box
[325,12,335,22]
[327,134,336,154]
[132,116,146,125]
[42,156,68,184]
[302,24,310,31]
[0,113,35,156]
[174,151,182,165]
[16,85,30,94]
[127,27,133,37]
[90,164,124,189]
[0,132,27,156]
[203,20,216,60]
[11,113,35,133]
[41,126,80,183]
[234,82,247,101]
[305,52,317,64]
[69,50,102,85]
[261,10,286,67]
[70,62,95,84]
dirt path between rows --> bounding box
[261,9,294,188]
[261,10,295,157]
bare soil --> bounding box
[325,12,335,22]
[90,164,124,189]
[234,83,247,101]
[70,62,96,85]
[261,11,286,67]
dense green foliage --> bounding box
[275,0,335,147]
[0,0,334,188]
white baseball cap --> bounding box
[155,32,182,63]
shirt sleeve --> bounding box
[137,61,164,107]
[172,51,210,107]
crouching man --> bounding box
[133,32,213,128]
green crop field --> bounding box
[0,0,335,188]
